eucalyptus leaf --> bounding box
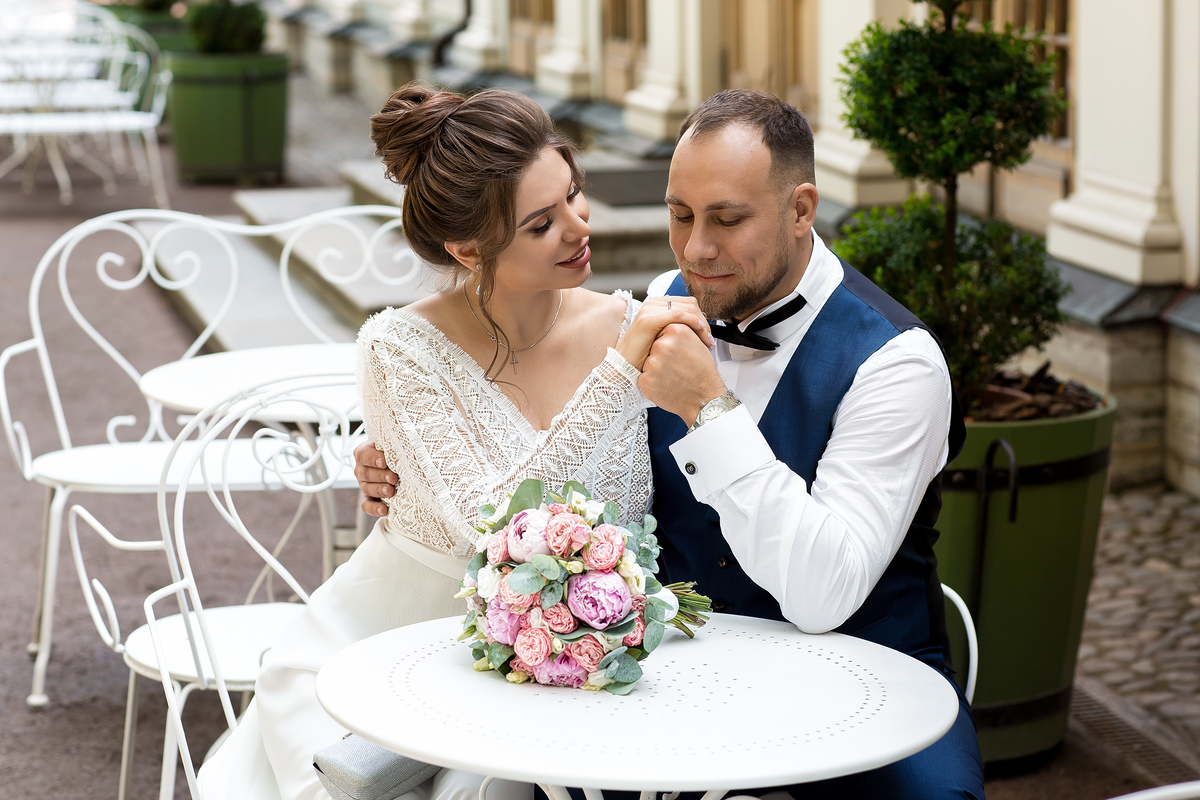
[602,500,620,525]
[531,554,564,581]
[507,563,547,594]
[478,504,496,520]
[609,652,643,683]
[464,609,477,628]
[644,575,663,595]
[504,479,545,523]
[555,625,596,643]
[642,620,665,653]
[466,552,486,581]
[603,616,638,638]
[471,643,487,662]
[598,645,627,670]
[644,602,664,624]
[626,647,645,661]
[487,642,514,669]
[603,680,637,695]
[561,481,591,500]
[642,515,657,537]
[540,581,564,609]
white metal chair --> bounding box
[941,582,978,704]
[0,205,406,708]
[71,374,359,800]
[1107,783,1200,800]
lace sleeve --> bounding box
[357,309,646,557]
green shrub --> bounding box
[836,197,1066,412]
[186,0,265,54]
[834,0,1069,412]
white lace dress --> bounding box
[197,292,651,800]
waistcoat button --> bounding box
[684,462,696,475]
[717,556,729,568]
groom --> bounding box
[354,89,983,798]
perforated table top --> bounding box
[316,614,959,792]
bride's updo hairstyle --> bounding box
[371,83,582,368]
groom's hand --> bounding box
[354,440,398,517]
[640,323,727,427]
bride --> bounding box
[197,84,710,800]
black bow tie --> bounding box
[708,294,808,351]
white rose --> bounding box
[526,606,548,630]
[476,565,501,601]
[582,500,606,525]
[584,670,613,690]
[619,557,646,596]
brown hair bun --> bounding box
[370,85,466,186]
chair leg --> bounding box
[118,669,140,800]
[161,681,199,800]
[141,128,169,210]
[0,134,31,183]
[109,131,127,174]
[67,137,117,195]
[28,487,71,707]
[27,486,54,657]
[20,137,43,194]
[43,135,73,205]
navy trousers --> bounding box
[549,676,983,800]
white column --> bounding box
[682,0,722,108]
[537,0,594,99]
[389,0,431,41]
[1046,0,1183,285]
[449,0,506,72]
[1171,0,1200,285]
[812,0,913,207]
[622,0,689,141]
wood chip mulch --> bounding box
[971,361,1103,422]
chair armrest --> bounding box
[0,339,39,480]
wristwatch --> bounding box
[688,390,742,433]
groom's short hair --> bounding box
[678,89,815,191]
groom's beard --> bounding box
[679,228,792,323]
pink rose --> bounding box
[566,635,607,672]
[582,524,625,571]
[566,571,632,630]
[485,601,521,645]
[514,627,552,666]
[510,657,533,674]
[486,532,509,565]
[531,652,588,688]
[548,503,569,515]
[544,512,590,557]
[498,575,539,613]
[631,596,646,614]
[542,603,578,634]
[506,508,552,563]
[623,615,646,647]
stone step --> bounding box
[337,157,676,292]
[234,186,441,330]
[134,217,357,351]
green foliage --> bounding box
[834,196,1067,413]
[841,13,1065,189]
[507,563,547,594]
[186,0,265,54]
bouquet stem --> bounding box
[665,581,713,638]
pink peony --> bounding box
[566,635,607,672]
[486,532,510,565]
[583,524,625,571]
[566,571,632,630]
[497,575,539,613]
[514,627,552,666]
[485,601,522,645]
[544,512,591,557]
[623,615,646,647]
[542,603,578,634]
[531,652,588,688]
[506,508,552,563]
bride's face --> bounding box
[492,147,591,294]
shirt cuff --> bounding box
[667,404,775,500]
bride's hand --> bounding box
[617,296,713,371]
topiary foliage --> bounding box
[186,0,265,54]
[836,196,1067,413]
[840,0,1065,296]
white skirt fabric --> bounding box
[197,520,532,800]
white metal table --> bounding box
[316,614,960,797]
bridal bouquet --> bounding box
[455,479,711,695]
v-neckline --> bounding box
[394,292,635,437]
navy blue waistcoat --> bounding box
[648,260,966,673]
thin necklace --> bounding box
[463,282,563,373]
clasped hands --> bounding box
[354,296,728,517]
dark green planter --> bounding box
[166,52,288,183]
[935,400,1117,764]
[108,7,195,53]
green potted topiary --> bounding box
[834,0,1117,765]
[166,0,288,182]
[108,0,194,54]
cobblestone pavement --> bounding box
[1080,485,1200,752]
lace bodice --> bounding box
[357,292,652,558]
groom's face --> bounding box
[665,123,812,322]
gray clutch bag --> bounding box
[313,733,442,800]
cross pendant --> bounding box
[510,352,519,372]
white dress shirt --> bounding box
[646,231,953,634]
